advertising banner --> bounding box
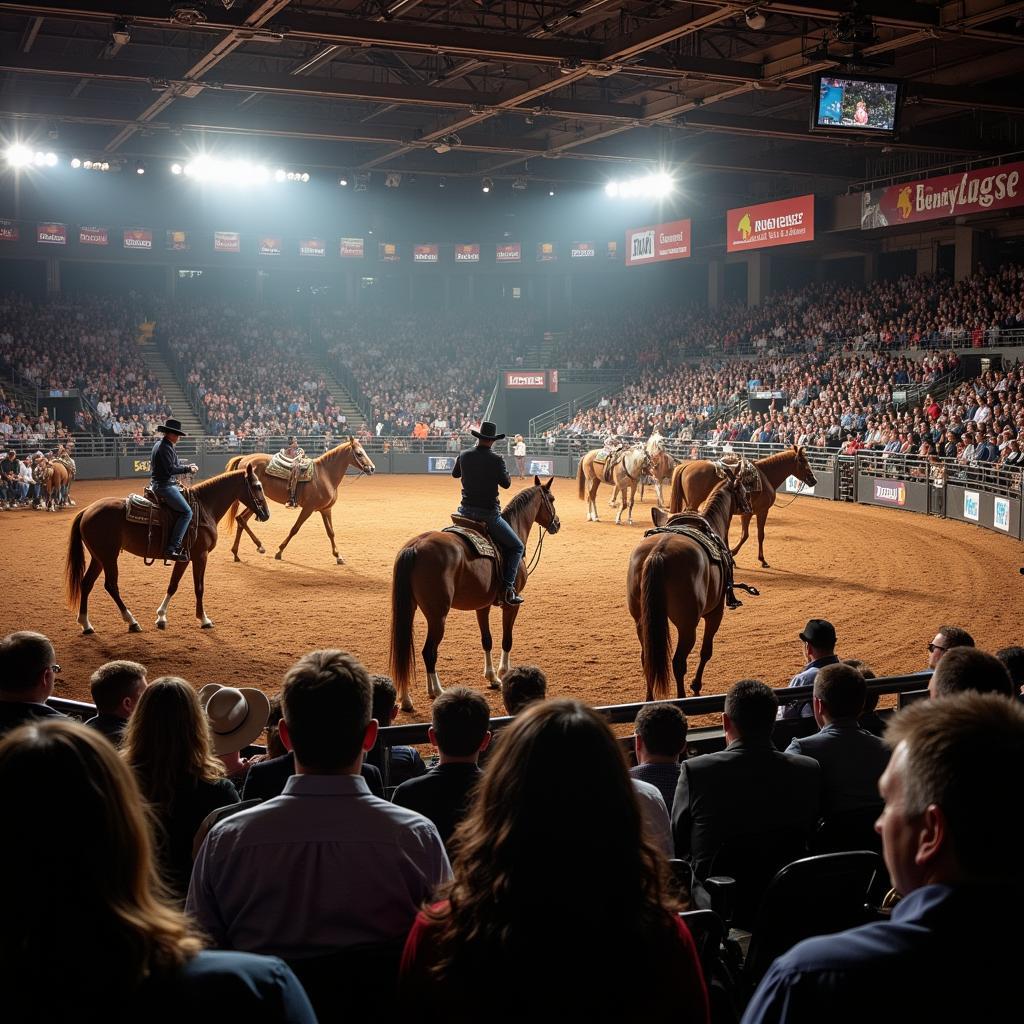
[166,229,189,251]
[625,219,692,266]
[340,237,364,258]
[214,230,240,253]
[78,226,108,246]
[380,242,399,263]
[0,219,18,242]
[963,490,980,522]
[123,228,152,250]
[785,475,815,496]
[570,241,596,260]
[504,371,547,389]
[413,243,439,264]
[428,456,457,473]
[298,238,325,257]
[37,222,66,245]
[536,241,556,262]
[606,240,618,259]
[528,459,554,475]
[726,196,814,252]
[873,479,907,506]
[496,242,521,263]
[994,496,1011,532]
[454,243,480,263]
[258,236,282,257]
[860,160,1024,229]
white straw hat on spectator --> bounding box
[198,683,271,755]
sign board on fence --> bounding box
[785,475,815,496]
[873,480,907,506]
[132,460,150,473]
[993,496,1011,532]
[428,456,456,474]
[963,490,980,521]
[529,460,554,475]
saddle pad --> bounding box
[125,493,159,524]
[266,452,315,481]
[712,456,761,493]
[442,525,497,559]
[644,525,730,566]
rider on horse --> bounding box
[452,421,525,607]
[150,418,198,563]
[281,435,306,508]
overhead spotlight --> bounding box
[300,172,310,182]
[135,160,146,175]
[604,171,675,199]
[274,168,286,182]
[100,161,110,171]
[744,7,766,30]
[4,144,32,168]
[604,181,619,197]
[33,150,57,167]
[481,177,492,193]
[512,176,527,192]
[170,162,182,175]
[548,186,556,197]
[338,175,349,187]
[71,157,82,169]
[111,19,131,47]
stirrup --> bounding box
[164,548,189,563]
[503,587,525,606]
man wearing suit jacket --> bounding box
[243,749,384,801]
[672,679,820,877]
[785,662,889,817]
[0,631,66,737]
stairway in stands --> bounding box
[311,353,369,432]
[137,328,205,436]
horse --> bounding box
[226,438,375,565]
[669,445,817,567]
[389,477,561,713]
[65,465,270,634]
[638,448,678,509]
[577,443,652,525]
[35,459,69,511]
[627,466,752,701]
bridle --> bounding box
[244,474,271,521]
[524,486,560,578]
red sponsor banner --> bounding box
[123,228,152,250]
[380,242,399,263]
[166,229,189,251]
[536,242,556,262]
[0,219,18,242]
[214,230,240,253]
[496,242,521,263]
[340,237,364,258]
[570,241,596,260]
[78,226,108,246]
[860,160,1024,230]
[299,238,325,257]
[626,218,692,266]
[454,243,480,263]
[258,236,282,257]
[727,196,813,252]
[37,222,66,245]
[413,243,439,264]
[504,371,548,389]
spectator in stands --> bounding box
[927,624,975,669]
[366,674,427,786]
[0,448,21,509]
[188,649,451,958]
[122,677,239,899]
[0,719,315,1023]
[995,646,1024,698]
[392,687,491,847]
[785,663,889,817]
[782,619,840,719]
[845,659,886,736]
[929,647,1014,699]
[263,696,287,759]
[630,702,688,812]
[501,664,548,715]
[0,630,65,736]
[198,683,272,793]
[398,698,710,1022]
[741,694,1024,1024]
[672,679,820,877]
[84,659,148,746]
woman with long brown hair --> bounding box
[399,698,709,1022]
[0,719,314,1023]
[122,677,238,897]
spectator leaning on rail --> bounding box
[741,694,1024,1024]
[0,630,66,737]
[781,619,840,720]
[928,647,1014,699]
[84,659,148,747]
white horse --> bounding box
[577,443,652,525]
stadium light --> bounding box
[180,157,272,184]
[70,157,82,169]
[4,144,33,168]
[481,176,492,193]
[603,171,676,199]
[170,162,182,175]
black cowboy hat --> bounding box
[155,418,187,437]
[471,421,506,441]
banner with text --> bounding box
[454,243,480,263]
[340,237,364,258]
[0,219,18,242]
[496,242,521,263]
[123,228,152,251]
[504,370,558,392]
[37,222,66,245]
[214,231,240,253]
[78,226,108,246]
[570,241,596,260]
[380,242,399,263]
[536,242,556,262]
[727,195,813,252]
[258,236,282,256]
[625,218,692,266]
[860,160,1024,229]
[413,243,439,264]
[298,238,325,257]
[166,229,189,251]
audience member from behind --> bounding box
[845,659,885,736]
[85,659,147,746]
[0,630,65,736]
[0,720,315,1024]
[500,663,547,715]
[399,699,709,1023]
[782,619,840,719]
[367,674,427,785]
[264,696,287,759]
[929,646,1013,699]
[198,683,271,792]
[188,649,451,959]
[927,624,974,669]
[630,702,688,812]
[742,694,1024,1024]
[122,678,239,898]
[995,646,1024,699]
[392,686,491,847]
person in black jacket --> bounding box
[452,421,525,606]
[0,630,66,738]
[150,419,198,563]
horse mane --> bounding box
[316,439,355,463]
[501,484,539,522]
[698,478,733,523]
[190,467,243,496]
[756,447,798,469]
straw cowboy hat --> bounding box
[198,683,272,755]
[471,420,506,441]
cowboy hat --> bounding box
[471,421,506,441]
[155,418,187,436]
[198,683,272,756]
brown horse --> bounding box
[627,467,752,701]
[65,466,270,634]
[226,438,375,565]
[577,444,652,525]
[669,445,817,567]
[389,477,561,713]
[36,460,69,511]
[638,448,678,509]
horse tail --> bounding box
[389,545,418,708]
[576,457,586,500]
[65,510,87,611]
[640,548,672,701]
[669,467,685,513]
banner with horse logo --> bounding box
[726,196,813,252]
[123,228,152,250]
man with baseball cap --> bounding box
[149,417,199,562]
[781,618,840,720]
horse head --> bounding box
[646,433,665,457]
[348,436,376,475]
[791,444,818,487]
[533,475,561,534]
[721,463,753,516]
[242,464,272,522]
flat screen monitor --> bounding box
[811,74,902,134]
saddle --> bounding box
[712,454,761,493]
[126,488,201,565]
[443,515,513,606]
[596,448,628,484]
[54,455,76,478]
[266,451,315,482]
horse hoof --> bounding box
[156,620,166,631]
[336,557,345,565]
[232,554,241,562]
[274,552,283,560]
[82,627,94,636]
[400,699,414,714]
[760,561,770,568]
[201,621,214,630]
[128,622,142,634]
[257,547,266,554]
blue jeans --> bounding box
[459,505,524,589]
[152,482,192,550]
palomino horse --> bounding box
[669,445,817,567]
[65,466,270,634]
[627,467,752,700]
[577,444,652,525]
[35,460,69,511]
[389,477,561,713]
[226,438,375,565]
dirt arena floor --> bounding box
[2,475,1021,723]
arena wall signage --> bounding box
[859,160,1024,229]
[299,238,325,257]
[258,236,282,256]
[963,489,980,522]
[428,456,457,473]
[78,227,108,246]
[340,237,364,258]
[496,243,521,263]
[166,230,189,251]
[726,196,814,252]
[123,229,152,250]
[0,218,18,242]
[873,480,907,506]
[570,241,596,260]
[413,243,439,264]
[380,242,399,262]
[785,475,815,496]
[625,219,692,266]
[454,243,480,263]
[536,242,556,262]
[37,222,66,245]
[994,496,1011,532]
[529,459,554,475]
[214,231,240,253]
[606,240,618,259]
